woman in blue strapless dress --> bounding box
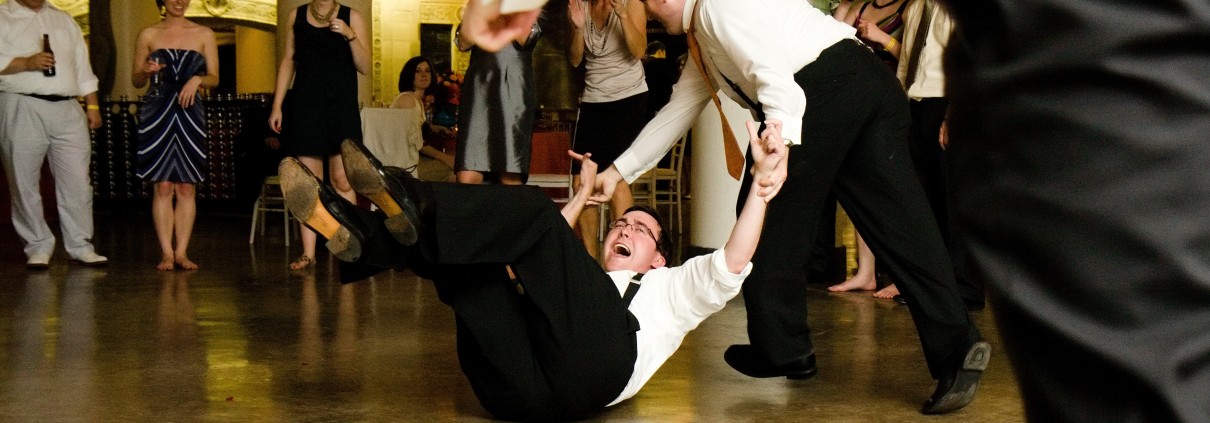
[133,0,219,271]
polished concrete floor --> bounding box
[0,203,1025,422]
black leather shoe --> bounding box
[724,344,818,380]
[341,139,422,246]
[279,157,369,262]
[920,341,991,414]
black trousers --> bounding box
[907,97,984,309]
[349,184,637,421]
[945,2,1210,422]
[736,39,979,378]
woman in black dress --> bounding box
[269,0,370,270]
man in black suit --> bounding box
[942,1,1210,421]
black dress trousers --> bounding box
[736,39,980,379]
[944,2,1210,421]
[422,184,637,421]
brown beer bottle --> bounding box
[42,34,55,77]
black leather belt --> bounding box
[21,93,75,102]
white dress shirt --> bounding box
[895,0,952,99]
[605,247,753,405]
[0,1,99,97]
[612,0,856,182]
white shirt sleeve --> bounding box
[68,22,98,95]
[612,58,712,183]
[660,247,752,326]
[0,48,14,73]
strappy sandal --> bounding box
[289,255,314,270]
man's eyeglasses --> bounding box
[609,220,657,243]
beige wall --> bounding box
[376,0,464,104]
[377,0,422,104]
[109,0,162,99]
[99,0,454,102]
[235,26,276,93]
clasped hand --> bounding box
[747,119,787,203]
[568,150,600,204]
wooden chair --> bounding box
[632,134,687,233]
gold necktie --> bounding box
[687,9,745,180]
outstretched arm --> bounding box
[561,151,597,227]
[722,121,786,273]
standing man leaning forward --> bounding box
[591,0,988,414]
[0,0,108,268]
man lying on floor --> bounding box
[276,122,785,421]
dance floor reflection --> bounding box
[0,212,1024,422]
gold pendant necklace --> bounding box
[309,1,338,25]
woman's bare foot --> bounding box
[156,256,175,271]
[175,256,199,270]
[873,284,900,299]
[828,273,877,292]
[289,255,315,270]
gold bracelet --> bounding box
[86,104,99,111]
[884,38,898,52]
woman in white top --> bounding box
[567,0,649,260]
[392,56,457,183]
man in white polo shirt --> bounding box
[0,0,107,268]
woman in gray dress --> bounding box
[453,18,543,185]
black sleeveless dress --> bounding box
[282,4,362,157]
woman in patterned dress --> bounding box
[133,0,219,271]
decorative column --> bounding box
[87,0,116,96]
[235,26,276,93]
[108,0,161,99]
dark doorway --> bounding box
[216,43,236,95]
[419,23,453,76]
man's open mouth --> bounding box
[613,243,632,257]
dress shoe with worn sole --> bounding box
[921,341,991,414]
[724,344,818,380]
[279,157,365,262]
[340,139,420,246]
